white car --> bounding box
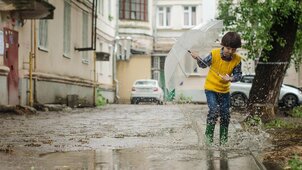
[130,79,164,105]
[230,75,302,108]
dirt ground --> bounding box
[235,108,302,170]
[230,106,302,169]
[262,115,302,170]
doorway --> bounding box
[3,28,19,105]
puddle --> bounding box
[0,147,264,170]
[0,104,272,169]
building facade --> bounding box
[115,0,154,103]
[1,0,301,106]
[0,0,98,106]
[95,0,118,103]
[152,0,206,101]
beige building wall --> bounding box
[20,0,94,105]
[31,0,93,79]
[16,0,93,80]
[0,0,96,106]
[117,55,151,103]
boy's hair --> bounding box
[221,32,242,48]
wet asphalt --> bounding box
[0,104,269,170]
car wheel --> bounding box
[231,93,247,108]
[282,94,297,108]
[131,99,135,104]
[135,99,140,104]
[157,100,163,105]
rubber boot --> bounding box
[220,125,228,145]
[205,124,215,145]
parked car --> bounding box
[130,79,164,105]
[230,75,302,108]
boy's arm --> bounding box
[230,62,242,82]
[197,53,212,68]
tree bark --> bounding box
[247,13,299,122]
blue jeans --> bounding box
[205,90,230,127]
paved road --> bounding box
[0,104,268,170]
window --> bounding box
[135,80,156,86]
[152,56,160,71]
[38,20,48,49]
[108,0,111,17]
[184,6,196,27]
[99,43,103,51]
[117,43,122,60]
[98,0,104,16]
[108,46,112,58]
[152,71,160,81]
[152,56,160,81]
[63,0,71,56]
[157,6,170,27]
[119,0,148,21]
[82,11,89,63]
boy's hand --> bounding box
[221,74,233,82]
[189,50,199,60]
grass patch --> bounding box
[290,106,302,118]
[244,115,262,127]
[288,154,302,170]
[264,119,295,129]
[176,93,192,104]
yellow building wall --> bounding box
[117,55,151,103]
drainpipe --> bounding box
[113,0,120,103]
[34,20,37,70]
[28,20,34,107]
[33,19,38,104]
[93,52,96,106]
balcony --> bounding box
[0,0,55,19]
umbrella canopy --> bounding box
[164,20,223,93]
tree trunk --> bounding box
[247,13,299,122]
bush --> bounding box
[177,93,192,104]
[96,89,106,107]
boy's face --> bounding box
[223,46,237,58]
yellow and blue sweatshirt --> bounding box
[197,48,242,93]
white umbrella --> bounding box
[164,20,224,94]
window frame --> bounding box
[157,6,171,28]
[82,11,89,64]
[119,0,148,21]
[63,0,71,57]
[183,6,196,27]
[38,19,48,51]
[98,0,104,16]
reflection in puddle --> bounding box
[206,150,230,170]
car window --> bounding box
[135,81,156,86]
[240,76,254,83]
